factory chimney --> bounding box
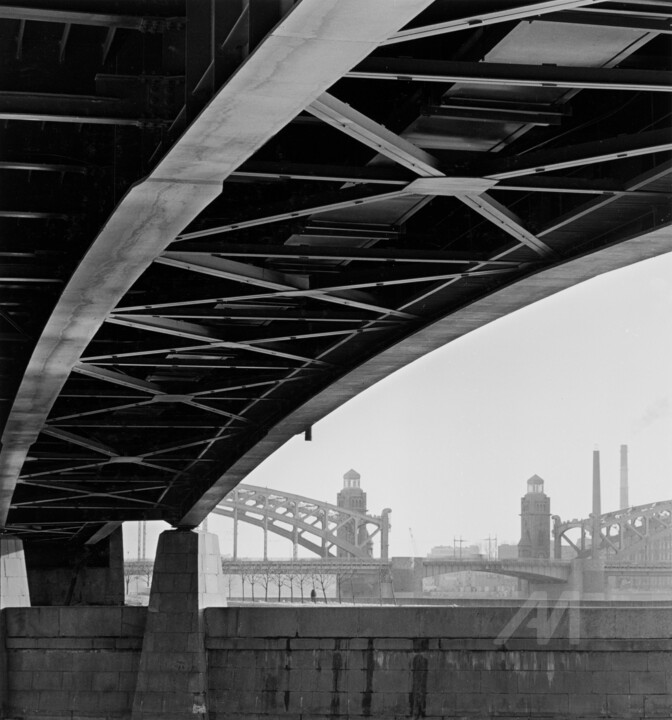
[592,447,601,559]
[620,444,629,509]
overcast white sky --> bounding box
[127,251,672,560]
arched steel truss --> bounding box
[553,499,672,562]
[212,483,391,559]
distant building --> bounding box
[518,475,551,559]
[428,544,480,560]
[336,469,371,557]
[497,543,518,560]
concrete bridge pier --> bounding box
[23,527,124,606]
[1,535,30,717]
[390,557,425,597]
[571,557,605,598]
[527,558,606,601]
[131,529,227,720]
[0,535,30,610]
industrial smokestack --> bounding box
[620,444,629,509]
[592,447,602,560]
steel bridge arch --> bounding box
[212,484,391,559]
[553,499,672,561]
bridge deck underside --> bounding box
[424,560,572,584]
[0,0,671,544]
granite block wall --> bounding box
[1,604,670,719]
[204,606,672,720]
[4,606,146,719]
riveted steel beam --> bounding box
[40,427,118,457]
[165,244,523,265]
[303,92,551,256]
[106,315,329,366]
[0,91,160,128]
[484,129,672,180]
[0,5,184,31]
[230,161,413,185]
[0,161,88,174]
[72,364,164,395]
[142,307,402,322]
[175,188,408,240]
[157,253,419,319]
[460,193,554,256]
[551,9,672,34]
[307,92,444,177]
[47,400,155,423]
[422,101,569,126]
[382,0,604,45]
[158,253,310,291]
[348,57,672,93]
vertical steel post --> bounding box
[380,509,390,560]
[233,491,238,560]
[263,495,268,561]
[323,510,329,558]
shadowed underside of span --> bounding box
[0,0,670,545]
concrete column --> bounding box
[0,604,6,719]
[1,535,30,718]
[575,557,604,597]
[233,501,238,560]
[390,557,425,597]
[132,529,227,719]
[1,535,30,609]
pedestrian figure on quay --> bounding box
[310,588,317,603]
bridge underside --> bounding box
[1,1,671,545]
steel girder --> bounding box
[1,0,671,544]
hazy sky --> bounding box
[127,251,672,560]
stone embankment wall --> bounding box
[3,607,145,718]
[2,605,671,719]
[205,606,672,719]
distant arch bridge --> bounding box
[212,484,391,560]
[554,499,672,563]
